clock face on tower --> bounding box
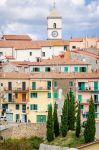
[52,31,58,37]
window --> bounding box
[74,66,78,72]
[0,52,3,56]
[30,52,32,56]
[45,67,51,72]
[78,95,82,103]
[80,67,87,72]
[94,105,97,112]
[64,67,68,72]
[30,104,38,110]
[30,92,37,98]
[32,67,40,72]
[22,94,26,102]
[78,82,85,90]
[94,82,98,91]
[47,81,51,90]
[54,80,58,87]
[69,81,73,86]
[16,104,19,110]
[80,105,84,109]
[22,82,26,90]
[64,46,67,51]
[72,46,76,49]
[36,57,41,62]
[48,104,52,110]
[1,83,3,86]
[37,115,46,123]
[42,52,45,57]
[83,112,88,118]
[8,82,12,90]
[15,93,18,99]
[53,23,56,28]
[94,95,98,103]
[48,92,51,98]
[16,114,20,121]
[32,82,36,90]
[22,104,26,113]
[8,93,12,102]
[54,92,58,99]
[96,60,97,64]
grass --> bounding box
[0,136,43,150]
[44,130,85,148]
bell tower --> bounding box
[47,1,62,40]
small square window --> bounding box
[72,46,76,49]
[1,83,3,86]
[16,104,19,110]
[42,52,45,57]
[30,52,32,56]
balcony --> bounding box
[30,87,51,92]
[78,87,99,92]
[4,87,29,92]
[94,99,99,104]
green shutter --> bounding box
[48,104,52,110]
[47,81,51,89]
[30,104,33,110]
[81,82,85,90]
[32,82,36,90]
[34,104,38,110]
[45,67,48,72]
[54,81,58,87]
[94,105,97,112]
[54,92,58,99]
[32,68,34,72]
[38,68,40,72]
[94,82,98,91]
[37,115,46,123]
[64,67,68,72]
[78,95,82,103]
[74,66,78,72]
[30,93,32,98]
[48,92,51,98]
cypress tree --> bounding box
[84,97,96,143]
[61,96,68,137]
[68,90,75,130]
[53,102,60,137]
[46,104,54,142]
[75,102,81,137]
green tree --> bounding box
[84,97,96,143]
[46,104,54,142]
[75,102,81,137]
[61,96,68,137]
[68,90,75,130]
[53,103,60,137]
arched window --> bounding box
[53,23,56,28]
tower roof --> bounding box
[48,8,61,18]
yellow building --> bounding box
[28,79,55,123]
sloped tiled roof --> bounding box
[0,72,99,79]
[2,35,32,41]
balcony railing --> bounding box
[30,87,51,91]
[78,87,99,92]
[4,87,29,92]
[22,110,26,113]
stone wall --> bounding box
[1,123,46,139]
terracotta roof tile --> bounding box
[0,72,99,79]
[2,35,32,41]
[72,50,99,59]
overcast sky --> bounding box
[0,0,99,40]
